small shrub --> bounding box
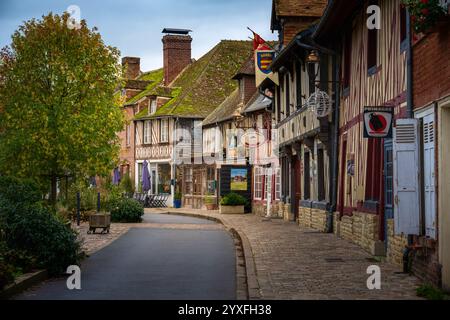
[220,193,248,206]
[204,194,216,205]
[4,204,84,276]
[120,174,134,195]
[110,198,144,223]
[416,284,446,300]
[174,191,182,201]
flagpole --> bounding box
[247,27,280,53]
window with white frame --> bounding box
[126,124,131,146]
[275,167,281,200]
[144,121,151,144]
[160,118,169,143]
[254,167,264,200]
[149,99,157,115]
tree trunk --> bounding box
[50,175,57,205]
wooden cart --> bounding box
[88,213,111,234]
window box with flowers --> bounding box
[402,0,447,34]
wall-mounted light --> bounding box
[306,50,320,66]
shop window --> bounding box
[158,164,171,194]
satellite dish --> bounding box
[307,89,332,118]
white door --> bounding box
[423,113,436,238]
[393,119,420,235]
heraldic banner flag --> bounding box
[252,31,279,87]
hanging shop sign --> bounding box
[363,106,394,139]
[255,50,279,87]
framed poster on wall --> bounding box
[230,168,248,191]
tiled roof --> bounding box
[232,55,255,79]
[273,0,327,18]
[124,68,164,106]
[202,88,242,126]
[152,40,253,119]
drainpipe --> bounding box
[406,9,413,118]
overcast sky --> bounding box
[0,0,278,71]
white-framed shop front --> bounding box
[135,159,173,206]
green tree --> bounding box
[0,13,125,203]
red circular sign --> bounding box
[368,113,387,132]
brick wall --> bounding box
[163,35,192,86]
[242,76,257,104]
[413,22,450,109]
[118,105,136,183]
[283,17,318,46]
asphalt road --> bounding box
[16,216,236,300]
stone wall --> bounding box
[386,219,441,286]
[333,212,384,256]
[298,206,328,233]
[386,219,407,267]
[252,201,283,218]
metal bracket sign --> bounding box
[363,106,394,139]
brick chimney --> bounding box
[162,29,192,86]
[122,57,141,80]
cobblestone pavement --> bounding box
[146,208,423,300]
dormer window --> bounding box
[149,99,157,115]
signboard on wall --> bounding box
[230,168,248,191]
[363,106,394,139]
[255,49,279,87]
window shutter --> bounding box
[423,113,436,238]
[393,119,420,235]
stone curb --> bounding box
[160,210,262,300]
[0,270,48,300]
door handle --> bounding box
[394,195,399,206]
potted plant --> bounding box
[204,193,217,210]
[173,191,182,209]
[219,192,248,214]
[402,0,446,34]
